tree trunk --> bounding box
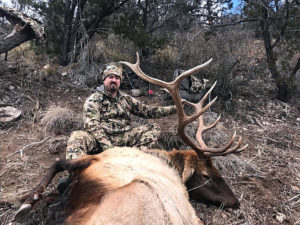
[0,7,45,54]
[0,28,34,54]
[61,0,77,66]
[259,5,294,102]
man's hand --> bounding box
[100,137,113,151]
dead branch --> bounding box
[6,136,50,158]
[0,6,45,54]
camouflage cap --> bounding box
[102,63,123,82]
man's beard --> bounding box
[109,82,117,92]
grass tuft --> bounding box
[40,105,82,135]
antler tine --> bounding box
[177,76,247,157]
[194,103,245,157]
[196,110,247,157]
[181,81,218,125]
[204,137,244,157]
[196,114,221,148]
[176,81,219,152]
[120,53,183,117]
[185,79,248,157]
[174,59,213,88]
[236,144,248,152]
[120,52,172,89]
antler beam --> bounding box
[120,52,246,158]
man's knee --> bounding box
[67,130,91,150]
[66,130,96,159]
[138,123,161,148]
[146,123,161,137]
[68,130,91,142]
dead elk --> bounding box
[15,54,246,224]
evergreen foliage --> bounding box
[242,0,300,101]
[4,0,299,101]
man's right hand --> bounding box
[100,138,114,151]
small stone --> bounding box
[269,169,276,176]
[43,64,50,70]
[0,106,22,123]
[221,212,228,219]
[291,185,300,192]
[276,212,286,223]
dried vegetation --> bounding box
[0,28,300,225]
[40,105,82,135]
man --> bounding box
[65,62,176,160]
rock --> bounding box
[43,64,50,70]
[132,89,143,97]
[291,185,300,192]
[276,212,286,223]
[48,136,68,154]
[221,212,229,219]
[0,106,22,123]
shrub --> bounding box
[41,105,82,135]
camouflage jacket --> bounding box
[83,85,176,147]
[189,76,209,94]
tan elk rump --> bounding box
[14,53,246,225]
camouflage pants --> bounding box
[66,123,161,159]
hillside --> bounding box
[0,52,299,225]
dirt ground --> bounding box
[0,60,299,225]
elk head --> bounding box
[120,53,247,208]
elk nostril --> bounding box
[229,200,240,209]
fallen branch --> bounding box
[0,6,45,54]
[254,117,266,130]
[0,192,31,205]
[6,136,50,158]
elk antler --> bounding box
[120,52,247,158]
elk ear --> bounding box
[182,166,195,183]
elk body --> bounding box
[16,147,205,225]
[15,53,246,224]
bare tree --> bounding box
[0,6,45,54]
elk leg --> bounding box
[14,155,97,222]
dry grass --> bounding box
[39,64,61,83]
[40,105,82,135]
[1,26,299,225]
[151,45,180,68]
[93,33,136,63]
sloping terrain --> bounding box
[0,59,299,225]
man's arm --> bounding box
[126,95,176,119]
[83,93,113,151]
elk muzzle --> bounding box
[186,159,240,209]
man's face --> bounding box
[103,74,121,93]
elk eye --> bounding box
[203,174,210,180]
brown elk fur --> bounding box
[16,147,205,225]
